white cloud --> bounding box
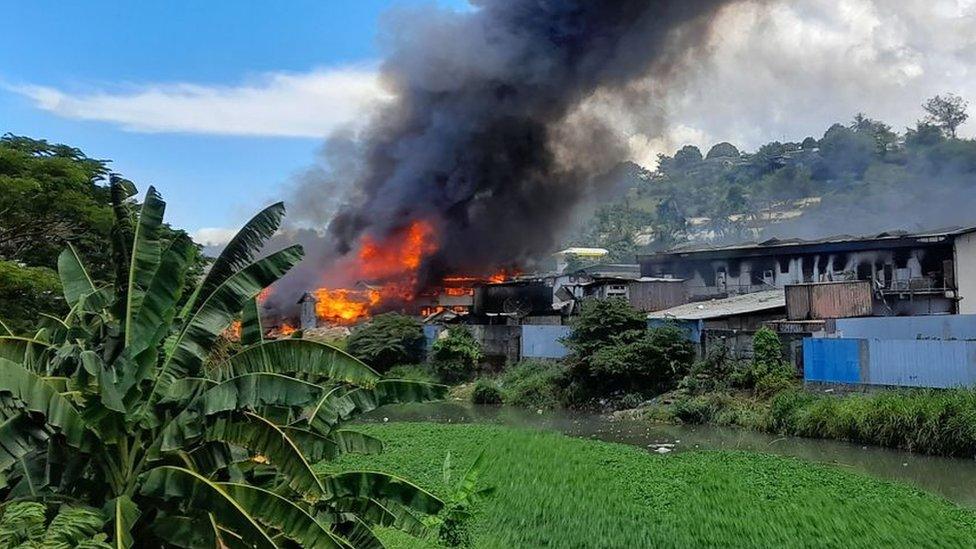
[576,0,976,166]
[12,67,391,137]
[192,227,238,247]
[659,0,976,151]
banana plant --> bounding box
[0,180,447,548]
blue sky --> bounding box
[0,0,465,241]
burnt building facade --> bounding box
[638,229,974,316]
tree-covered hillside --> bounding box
[568,94,976,261]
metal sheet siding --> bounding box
[423,325,445,353]
[786,282,872,320]
[520,325,572,359]
[833,315,976,340]
[629,281,688,312]
[866,339,976,388]
[803,338,862,383]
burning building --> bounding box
[266,0,742,323]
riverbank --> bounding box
[623,386,976,459]
[324,422,976,548]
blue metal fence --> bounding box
[520,325,572,359]
[804,337,976,388]
[804,338,863,384]
[834,315,976,341]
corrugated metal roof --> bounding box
[643,225,976,257]
[647,289,785,320]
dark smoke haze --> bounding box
[275,0,738,307]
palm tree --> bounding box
[0,179,446,547]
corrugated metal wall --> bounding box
[804,336,976,388]
[520,325,572,359]
[866,340,976,388]
[833,315,976,340]
[804,339,863,383]
[786,281,872,320]
[629,281,688,312]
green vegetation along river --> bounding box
[329,422,976,548]
[363,402,976,507]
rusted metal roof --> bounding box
[647,289,785,320]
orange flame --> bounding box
[314,288,381,325]
[358,220,437,281]
[276,322,297,337]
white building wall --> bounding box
[955,232,976,314]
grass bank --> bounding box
[322,422,976,548]
[654,387,976,458]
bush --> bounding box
[471,379,503,405]
[387,364,437,383]
[725,327,797,396]
[346,313,426,373]
[563,298,646,358]
[678,346,738,395]
[589,325,695,394]
[672,393,736,425]
[500,360,565,410]
[431,328,483,383]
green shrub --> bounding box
[563,298,646,358]
[500,360,565,410]
[727,327,797,396]
[346,312,426,373]
[679,346,739,395]
[672,393,736,425]
[431,327,483,383]
[387,363,437,382]
[472,379,504,405]
[589,325,695,394]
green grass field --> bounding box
[321,422,976,548]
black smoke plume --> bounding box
[277,0,738,308]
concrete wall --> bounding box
[956,232,976,314]
[521,325,572,359]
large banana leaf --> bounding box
[219,482,348,548]
[202,413,324,498]
[127,234,194,357]
[57,244,97,309]
[106,495,140,549]
[150,516,217,548]
[0,337,52,372]
[109,177,137,303]
[305,380,447,434]
[160,373,326,449]
[123,186,166,347]
[240,297,264,347]
[149,245,304,404]
[184,202,286,318]
[282,428,382,464]
[0,412,50,474]
[0,358,88,450]
[319,471,443,515]
[139,466,276,548]
[215,339,379,387]
[332,497,427,538]
[329,430,384,455]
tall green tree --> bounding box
[923,93,969,138]
[0,182,446,547]
[0,134,114,270]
